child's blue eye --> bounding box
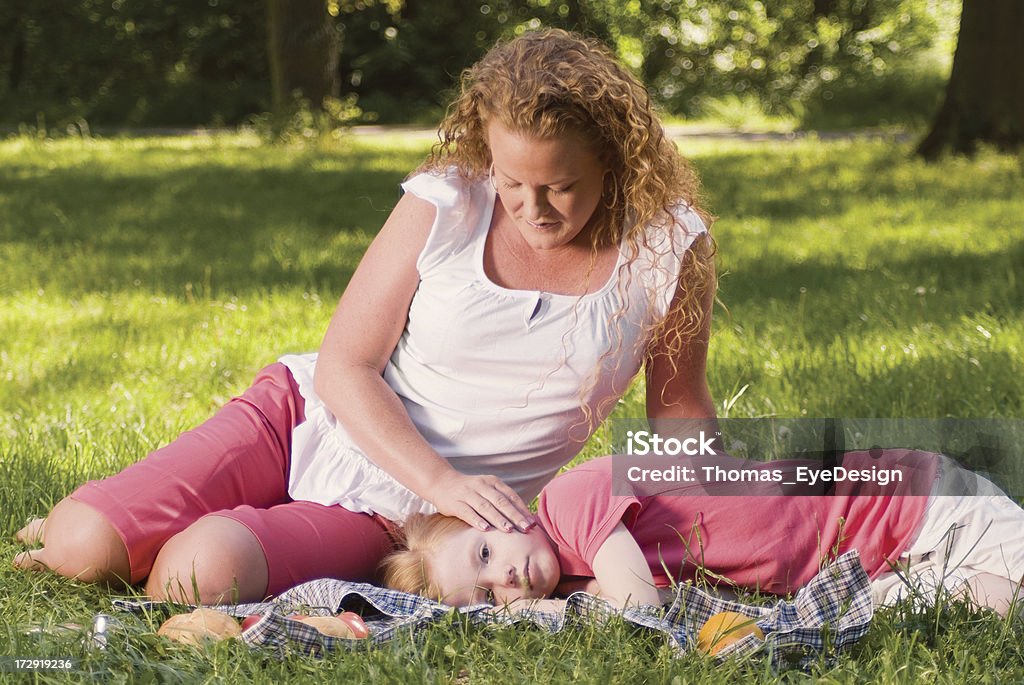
[480,544,490,562]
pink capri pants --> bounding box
[70,363,397,595]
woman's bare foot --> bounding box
[14,517,52,572]
[15,518,46,546]
[11,498,130,586]
[13,548,51,573]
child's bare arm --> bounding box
[592,522,661,608]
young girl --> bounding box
[14,30,717,604]
[381,453,1024,616]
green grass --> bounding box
[2,132,1023,683]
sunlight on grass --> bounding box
[1,133,1022,683]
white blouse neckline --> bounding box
[472,184,628,302]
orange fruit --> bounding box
[696,611,764,656]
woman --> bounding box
[13,29,717,604]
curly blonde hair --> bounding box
[420,28,717,418]
[378,513,470,600]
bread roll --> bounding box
[158,608,242,646]
[292,615,359,639]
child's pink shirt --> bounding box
[536,452,937,595]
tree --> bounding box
[917,0,1024,159]
[0,1,268,128]
[266,0,340,115]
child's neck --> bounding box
[535,524,598,597]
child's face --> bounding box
[428,525,560,606]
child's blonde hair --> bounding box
[379,513,470,599]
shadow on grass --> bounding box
[696,145,1023,338]
[717,242,1024,341]
[778,346,1022,417]
[695,143,1022,221]
[3,140,1020,341]
[0,147,417,297]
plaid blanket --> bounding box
[108,550,873,668]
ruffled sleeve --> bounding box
[401,170,488,277]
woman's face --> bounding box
[487,121,606,252]
[428,525,561,606]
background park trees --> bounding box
[2,1,1017,156]
[916,0,1023,158]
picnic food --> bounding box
[157,607,242,645]
[290,613,368,639]
[696,611,765,656]
[240,614,262,631]
[336,611,371,639]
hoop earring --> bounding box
[602,170,620,213]
[488,163,498,192]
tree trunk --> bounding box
[266,0,339,114]
[917,0,1024,159]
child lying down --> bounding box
[380,452,1024,615]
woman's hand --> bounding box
[429,471,535,533]
[314,193,534,529]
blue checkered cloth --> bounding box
[110,550,873,668]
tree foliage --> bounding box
[1,0,268,128]
[0,0,960,130]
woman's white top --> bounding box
[279,170,707,522]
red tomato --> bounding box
[335,611,370,639]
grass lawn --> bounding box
[1,131,1022,682]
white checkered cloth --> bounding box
[111,550,873,668]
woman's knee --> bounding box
[145,515,269,604]
[15,497,130,585]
